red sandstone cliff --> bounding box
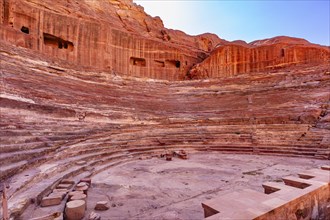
[0,0,226,81]
[2,0,328,81]
[188,36,330,79]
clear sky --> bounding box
[134,0,330,46]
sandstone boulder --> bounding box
[95,201,109,211]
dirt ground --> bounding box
[86,152,326,220]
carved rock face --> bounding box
[2,0,327,81]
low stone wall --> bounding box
[202,166,330,220]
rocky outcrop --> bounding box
[2,0,327,81]
[188,38,330,79]
[0,0,226,81]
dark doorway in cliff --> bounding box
[166,60,181,68]
[43,33,74,51]
[281,49,285,57]
[130,57,146,67]
[21,26,29,34]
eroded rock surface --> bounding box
[188,37,330,79]
[0,0,329,219]
[1,0,328,80]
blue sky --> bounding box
[134,0,330,46]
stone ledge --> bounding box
[202,166,330,219]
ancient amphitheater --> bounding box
[0,0,329,219]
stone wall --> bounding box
[203,166,330,220]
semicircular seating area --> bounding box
[0,43,329,218]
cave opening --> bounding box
[21,26,29,34]
[130,57,146,67]
[43,33,74,51]
[166,60,181,68]
[281,49,285,57]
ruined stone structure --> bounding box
[203,166,330,219]
[0,0,330,219]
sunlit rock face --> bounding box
[188,37,330,79]
[0,0,225,81]
[1,0,328,81]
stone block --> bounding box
[75,185,88,194]
[41,195,62,207]
[89,212,101,220]
[53,188,69,194]
[68,191,84,199]
[76,161,87,165]
[80,178,92,185]
[95,201,109,211]
[321,165,330,171]
[76,182,88,188]
[30,212,63,220]
[49,192,67,200]
[61,179,75,184]
[65,200,86,220]
[57,183,73,189]
[70,193,87,201]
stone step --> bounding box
[0,147,57,166]
[282,176,314,189]
[321,165,330,171]
[0,142,51,153]
[203,189,278,219]
[298,169,330,182]
[262,181,298,194]
[0,160,29,180]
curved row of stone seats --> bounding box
[1,134,199,218]
[2,120,327,184]
[1,42,329,218]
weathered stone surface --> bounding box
[56,184,72,190]
[30,212,63,220]
[95,201,109,211]
[61,179,75,185]
[0,0,329,219]
[49,192,66,200]
[202,166,330,219]
[52,189,69,194]
[70,194,87,202]
[0,0,218,81]
[76,161,87,166]
[68,191,84,199]
[80,178,92,185]
[76,182,88,188]
[65,200,86,220]
[89,212,101,220]
[75,185,88,193]
[40,195,62,207]
[2,0,327,82]
[188,37,330,79]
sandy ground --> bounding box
[86,152,326,220]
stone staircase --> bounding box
[0,43,329,219]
